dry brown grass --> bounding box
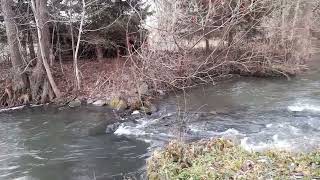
[51,58,150,104]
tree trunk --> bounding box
[21,34,28,59]
[1,0,29,92]
[205,36,210,53]
[30,52,44,101]
[227,30,234,47]
[31,0,61,98]
[27,29,36,61]
[96,44,104,62]
[73,0,85,90]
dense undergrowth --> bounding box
[147,139,320,180]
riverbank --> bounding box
[147,139,320,179]
[0,58,162,114]
[0,53,306,113]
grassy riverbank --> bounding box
[147,139,320,180]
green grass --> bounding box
[147,139,320,180]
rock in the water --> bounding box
[140,101,157,115]
[93,100,106,106]
[140,106,152,115]
[131,110,140,115]
[148,103,158,113]
[109,98,128,111]
[88,122,109,136]
[68,99,82,107]
[209,111,218,115]
[130,99,143,111]
[87,99,94,104]
[105,122,121,134]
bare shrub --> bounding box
[128,0,317,91]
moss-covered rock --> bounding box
[140,106,152,115]
[68,99,81,107]
[147,139,320,180]
[109,98,128,111]
[128,98,158,115]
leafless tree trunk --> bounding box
[291,0,302,40]
[96,45,104,62]
[67,0,83,90]
[27,29,36,61]
[205,35,210,53]
[1,0,29,92]
[73,0,85,90]
[31,0,61,98]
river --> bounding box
[0,55,320,179]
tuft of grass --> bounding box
[147,139,320,180]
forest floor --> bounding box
[0,58,159,110]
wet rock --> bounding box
[130,99,143,111]
[88,120,122,136]
[93,100,106,106]
[86,99,94,104]
[148,103,158,113]
[88,122,110,136]
[109,98,128,111]
[140,106,152,115]
[58,106,68,111]
[139,101,157,115]
[68,99,82,108]
[132,110,140,115]
[209,111,218,115]
[105,122,121,134]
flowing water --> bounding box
[0,107,149,180]
[1,55,320,179]
[117,56,320,153]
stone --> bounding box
[93,100,106,106]
[142,101,158,114]
[88,122,109,136]
[58,106,67,111]
[109,98,128,111]
[140,106,152,115]
[149,103,158,113]
[130,99,143,111]
[68,99,82,108]
[105,122,121,134]
[209,111,218,115]
[131,110,140,115]
[87,99,94,104]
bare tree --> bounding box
[1,0,29,92]
[72,0,86,90]
[31,0,61,98]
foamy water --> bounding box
[114,91,320,153]
[114,113,320,152]
[288,103,320,112]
